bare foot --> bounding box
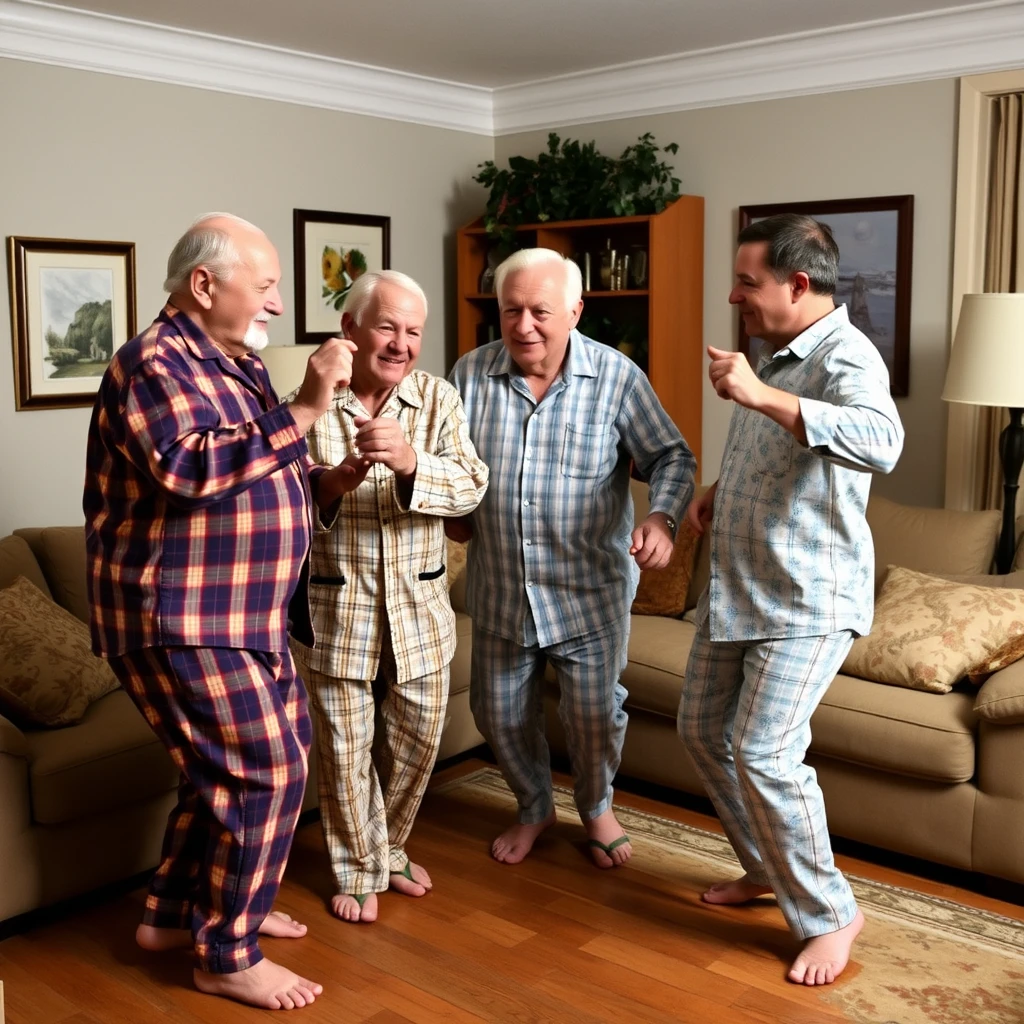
[491,812,556,864]
[193,957,322,1009]
[330,892,378,923]
[390,861,432,897]
[136,911,307,952]
[585,809,632,868]
[702,875,774,905]
[788,909,865,986]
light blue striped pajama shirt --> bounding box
[451,332,696,822]
[679,304,905,939]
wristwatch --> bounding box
[661,514,678,539]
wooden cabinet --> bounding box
[455,195,704,468]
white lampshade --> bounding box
[942,293,1024,407]
[259,344,310,399]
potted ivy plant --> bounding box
[473,132,681,248]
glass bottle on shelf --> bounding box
[599,238,616,291]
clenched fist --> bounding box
[353,415,417,478]
[290,336,359,433]
[707,346,767,409]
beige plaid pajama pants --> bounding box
[300,636,449,895]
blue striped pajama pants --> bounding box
[678,624,859,940]
[470,616,630,825]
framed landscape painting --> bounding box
[292,209,390,345]
[7,236,136,410]
[738,195,914,396]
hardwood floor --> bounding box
[1,758,1021,1024]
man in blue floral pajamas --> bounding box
[679,213,904,986]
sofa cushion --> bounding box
[25,688,179,825]
[620,615,693,718]
[0,576,120,728]
[632,523,700,618]
[974,657,1024,723]
[842,567,1024,693]
[0,534,50,595]
[36,526,90,625]
[967,632,1024,684]
[866,496,1000,589]
[811,674,977,783]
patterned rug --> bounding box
[433,767,1024,1024]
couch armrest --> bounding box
[974,658,1024,723]
[0,712,28,758]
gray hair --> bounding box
[737,213,839,295]
[341,270,429,325]
[163,212,262,294]
[494,248,583,310]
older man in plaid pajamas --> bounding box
[84,213,359,1011]
[449,248,696,868]
[679,214,904,987]
[293,270,488,924]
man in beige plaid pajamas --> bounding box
[293,270,489,923]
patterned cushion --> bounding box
[842,566,1024,693]
[968,632,1024,685]
[632,523,701,618]
[0,576,120,727]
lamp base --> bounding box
[997,407,1024,575]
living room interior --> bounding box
[2,0,1024,1021]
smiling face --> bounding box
[498,264,582,378]
[343,280,425,395]
[728,241,801,349]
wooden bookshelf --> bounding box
[455,196,704,468]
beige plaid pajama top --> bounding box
[299,371,488,684]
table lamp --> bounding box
[941,293,1024,574]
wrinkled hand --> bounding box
[290,336,358,431]
[323,453,372,497]
[354,415,417,477]
[686,488,715,536]
[629,515,674,571]
[707,346,768,409]
[445,516,474,543]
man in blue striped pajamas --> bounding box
[450,248,696,867]
[679,214,904,986]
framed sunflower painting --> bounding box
[292,209,390,345]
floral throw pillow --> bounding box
[0,575,119,728]
[842,566,1024,694]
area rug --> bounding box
[433,767,1024,1024]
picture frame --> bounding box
[292,209,390,345]
[737,195,914,396]
[7,236,137,411]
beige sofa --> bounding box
[2,490,1022,925]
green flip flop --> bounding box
[349,892,369,907]
[391,860,415,882]
[587,835,631,856]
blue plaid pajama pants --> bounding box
[470,616,629,825]
[678,624,859,940]
[110,646,311,973]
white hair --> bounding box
[494,248,583,310]
[163,212,262,293]
[341,270,429,325]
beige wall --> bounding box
[0,58,490,535]
[495,78,958,506]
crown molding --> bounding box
[0,0,494,135]
[1,0,1022,139]
[492,0,1024,135]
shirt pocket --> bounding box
[752,418,794,477]
[560,424,616,479]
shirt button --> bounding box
[526,581,534,588]
[523,499,530,506]
[525,540,532,546]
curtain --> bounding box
[976,93,1024,514]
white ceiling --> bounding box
[21,0,1008,88]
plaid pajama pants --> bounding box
[470,616,630,825]
[300,635,450,895]
[678,624,859,940]
[109,646,310,974]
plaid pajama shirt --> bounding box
[680,306,904,940]
[84,305,319,973]
[293,372,488,893]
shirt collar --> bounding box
[485,329,597,379]
[774,304,849,360]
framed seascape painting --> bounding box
[738,195,914,396]
[292,209,390,345]
[7,236,136,411]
